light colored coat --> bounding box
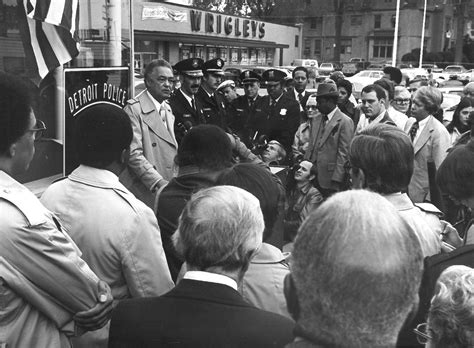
[41,165,174,348]
[0,171,101,348]
[405,116,450,203]
[304,107,354,190]
[120,91,178,208]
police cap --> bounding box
[173,58,204,77]
[203,58,225,75]
[262,69,287,83]
[239,70,261,84]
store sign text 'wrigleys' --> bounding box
[68,83,127,116]
[190,11,265,38]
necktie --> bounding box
[298,93,304,105]
[191,98,196,112]
[409,121,419,142]
[160,105,170,132]
[321,114,328,134]
[249,98,254,109]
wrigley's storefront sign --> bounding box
[189,10,265,39]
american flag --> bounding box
[21,0,80,80]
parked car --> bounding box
[421,63,443,73]
[292,59,319,69]
[366,63,386,70]
[347,70,385,99]
[341,60,370,77]
[318,62,336,76]
[349,57,365,63]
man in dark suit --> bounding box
[109,185,295,348]
[248,69,300,158]
[284,66,311,121]
[196,58,228,130]
[168,58,205,144]
[304,83,354,197]
[230,70,263,147]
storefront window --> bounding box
[0,0,131,186]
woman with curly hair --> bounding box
[446,97,474,145]
[414,265,474,348]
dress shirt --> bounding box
[325,106,338,122]
[413,115,431,145]
[356,109,386,133]
[183,271,238,291]
[179,88,195,109]
[146,90,163,111]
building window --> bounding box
[374,14,381,29]
[313,39,321,56]
[351,15,362,26]
[304,39,311,57]
[295,35,299,47]
[310,17,322,30]
[391,15,396,28]
[425,15,430,29]
[373,38,393,58]
[340,39,352,54]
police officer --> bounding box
[230,70,263,147]
[196,58,228,130]
[247,68,300,160]
[168,58,205,144]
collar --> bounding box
[326,106,338,122]
[179,88,195,107]
[382,192,414,211]
[294,88,306,99]
[417,114,431,129]
[369,108,387,122]
[68,165,128,191]
[271,93,284,104]
[202,85,214,98]
[297,181,314,194]
[183,271,238,291]
[146,90,163,111]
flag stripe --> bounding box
[26,17,48,78]
[60,0,72,32]
[35,20,60,77]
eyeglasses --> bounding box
[413,323,433,345]
[28,119,46,141]
[155,77,176,85]
[394,98,411,105]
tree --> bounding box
[333,0,346,62]
[192,0,277,20]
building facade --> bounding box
[300,0,454,64]
[133,1,301,71]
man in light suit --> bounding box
[304,83,354,197]
[109,186,294,347]
[120,59,178,208]
[404,86,450,203]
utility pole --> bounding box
[454,0,466,64]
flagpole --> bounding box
[392,0,401,67]
[419,0,428,68]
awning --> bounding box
[135,30,289,49]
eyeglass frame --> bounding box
[394,98,411,105]
[413,322,433,345]
[27,119,47,141]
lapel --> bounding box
[308,114,323,150]
[177,90,195,115]
[319,109,342,145]
[139,92,177,147]
[414,116,434,154]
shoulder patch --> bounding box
[0,187,47,226]
[414,202,443,216]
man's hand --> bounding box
[74,280,114,332]
[440,220,464,250]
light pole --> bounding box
[392,0,401,67]
[419,0,428,68]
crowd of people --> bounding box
[1,54,474,348]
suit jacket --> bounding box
[284,88,311,115]
[397,245,474,348]
[108,279,295,348]
[248,94,301,151]
[168,89,205,145]
[120,91,178,208]
[196,86,228,130]
[404,116,450,203]
[304,108,354,190]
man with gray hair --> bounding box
[285,190,423,347]
[109,186,294,347]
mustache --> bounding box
[191,84,200,89]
